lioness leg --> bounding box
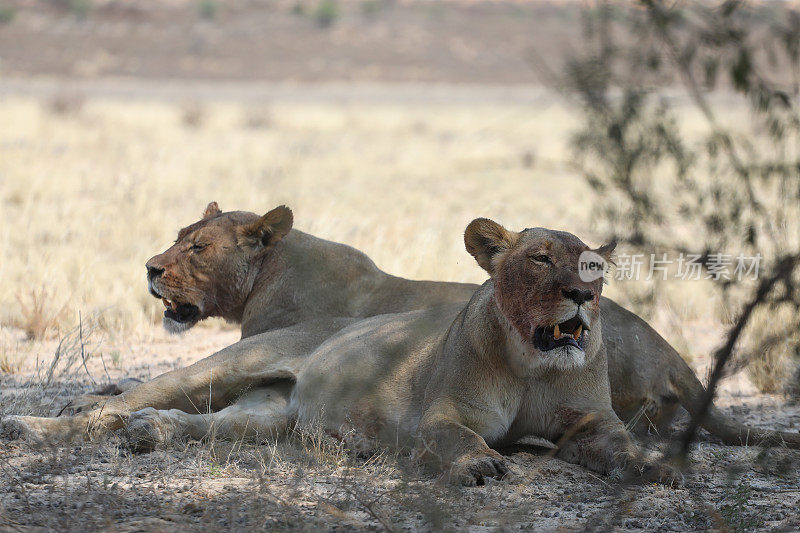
[2,322,348,443]
[124,384,293,452]
[417,408,509,486]
[555,410,681,485]
[0,414,91,444]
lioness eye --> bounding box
[529,254,550,264]
[191,243,207,252]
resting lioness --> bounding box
[96,221,688,485]
[51,201,476,417]
[5,203,799,450]
[5,220,682,485]
[144,201,476,337]
[290,220,679,484]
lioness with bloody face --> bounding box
[288,219,676,484]
[145,201,476,338]
[5,204,799,452]
[105,220,678,484]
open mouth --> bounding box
[533,315,590,352]
[150,290,200,324]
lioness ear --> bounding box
[202,201,221,219]
[464,218,519,275]
[596,240,616,264]
[237,205,294,249]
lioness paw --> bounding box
[0,415,70,443]
[449,453,509,487]
[124,408,178,453]
[640,460,684,487]
[0,416,31,441]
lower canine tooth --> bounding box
[553,324,561,340]
[573,325,583,340]
[162,298,169,309]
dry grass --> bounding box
[15,286,68,341]
[0,94,590,338]
[0,92,789,389]
[740,307,799,393]
[0,346,22,374]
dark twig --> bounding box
[678,254,800,457]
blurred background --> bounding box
[1,0,799,397]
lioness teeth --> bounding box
[553,324,561,340]
[573,325,582,340]
[162,298,170,309]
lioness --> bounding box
[73,221,686,485]
[50,201,476,417]
[4,204,799,450]
[144,201,476,338]
[290,220,678,484]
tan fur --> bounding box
[142,202,475,338]
[3,221,683,486]
[291,221,679,485]
[5,207,799,456]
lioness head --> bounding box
[145,202,293,333]
[465,218,614,370]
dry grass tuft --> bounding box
[15,287,68,341]
[46,92,85,116]
[0,345,23,374]
[740,307,797,393]
[180,101,206,128]
[748,343,794,394]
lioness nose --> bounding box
[562,287,594,305]
[146,265,165,281]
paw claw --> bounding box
[449,452,509,486]
[58,396,103,417]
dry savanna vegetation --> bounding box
[0,92,784,379]
[1,89,799,531]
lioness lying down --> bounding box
[4,204,799,453]
[5,220,682,484]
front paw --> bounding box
[0,415,78,443]
[0,415,34,441]
[640,460,684,487]
[448,452,509,486]
[124,408,178,453]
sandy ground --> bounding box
[1,324,799,532]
